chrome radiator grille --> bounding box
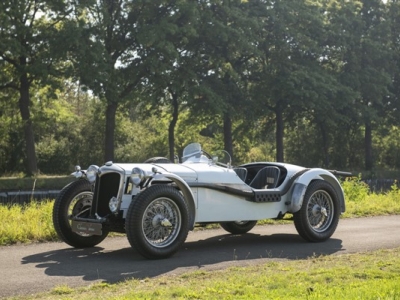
[91,172,121,217]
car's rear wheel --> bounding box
[293,180,340,242]
[219,221,257,234]
[52,180,109,248]
[126,185,189,259]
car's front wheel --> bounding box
[220,221,257,234]
[52,180,109,248]
[293,180,340,242]
[125,185,189,259]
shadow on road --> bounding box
[21,232,343,284]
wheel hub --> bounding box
[311,204,328,217]
[320,206,328,217]
[161,218,172,227]
[151,214,172,227]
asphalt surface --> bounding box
[1,215,400,298]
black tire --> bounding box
[293,180,340,242]
[52,180,109,248]
[125,185,189,259]
[143,157,172,163]
[220,221,257,234]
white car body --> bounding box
[115,161,344,224]
[53,143,349,259]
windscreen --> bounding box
[182,143,202,162]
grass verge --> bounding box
[0,201,58,245]
[7,247,400,300]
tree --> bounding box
[249,0,330,162]
[188,0,258,160]
[71,0,137,162]
[73,0,200,162]
[137,1,200,161]
[0,88,22,174]
[0,0,81,175]
[324,0,392,170]
[386,0,400,126]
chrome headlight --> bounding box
[86,165,99,183]
[130,167,146,186]
[71,165,83,178]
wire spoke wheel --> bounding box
[142,198,182,248]
[126,185,189,259]
[294,180,340,242]
[52,180,109,248]
[306,190,334,233]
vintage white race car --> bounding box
[53,143,350,259]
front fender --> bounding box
[152,173,197,230]
[288,169,346,213]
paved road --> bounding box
[1,215,400,298]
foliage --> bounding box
[0,89,24,173]
[0,0,85,175]
[342,177,400,217]
[375,126,400,169]
[114,112,170,163]
[1,0,400,175]
[342,175,371,203]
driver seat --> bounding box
[249,166,281,189]
[233,167,248,182]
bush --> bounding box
[342,175,370,202]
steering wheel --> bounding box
[201,150,213,160]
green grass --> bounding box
[7,247,400,299]
[0,201,58,245]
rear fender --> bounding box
[152,173,196,230]
[288,169,345,213]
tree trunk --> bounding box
[168,92,179,161]
[275,104,284,162]
[18,70,38,176]
[104,102,117,162]
[365,121,373,170]
[223,113,233,159]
